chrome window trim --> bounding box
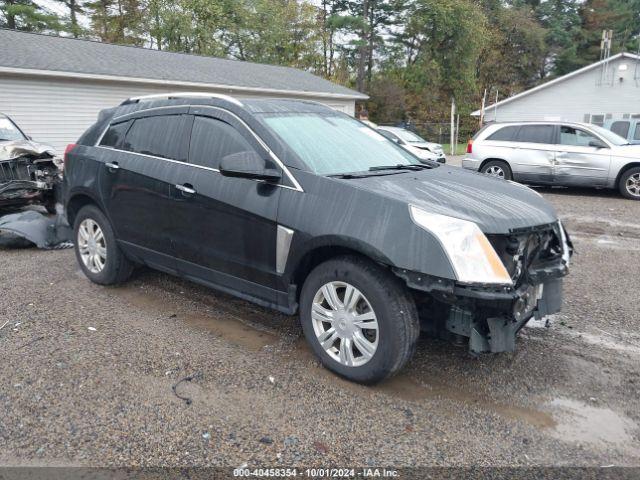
[98,104,304,192]
[276,225,295,274]
[93,146,300,191]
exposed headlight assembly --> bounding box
[409,205,512,286]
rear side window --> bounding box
[122,115,191,161]
[189,116,255,169]
[99,121,130,148]
[486,125,520,141]
[611,121,630,139]
[635,124,640,141]
[515,125,555,144]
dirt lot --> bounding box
[1,171,639,469]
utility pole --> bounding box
[450,98,456,156]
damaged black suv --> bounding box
[64,94,572,384]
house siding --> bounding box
[482,56,640,123]
[0,73,355,153]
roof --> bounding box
[472,52,640,116]
[0,29,367,100]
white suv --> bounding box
[462,122,640,200]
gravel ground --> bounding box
[1,173,639,469]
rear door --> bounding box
[509,125,556,184]
[168,106,283,303]
[98,108,192,270]
[554,125,611,186]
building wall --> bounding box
[0,73,356,153]
[481,56,640,124]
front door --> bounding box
[98,109,192,271]
[554,125,611,186]
[168,106,282,305]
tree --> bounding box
[0,0,61,31]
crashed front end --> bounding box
[396,220,572,354]
[0,141,60,211]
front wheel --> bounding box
[299,255,420,384]
[481,160,512,181]
[619,167,640,200]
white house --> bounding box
[0,29,367,152]
[473,53,640,126]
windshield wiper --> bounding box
[368,164,432,172]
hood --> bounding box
[0,140,56,162]
[348,166,558,234]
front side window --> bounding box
[486,125,519,141]
[100,121,130,148]
[189,116,255,169]
[610,121,630,139]
[0,117,26,142]
[122,115,191,161]
[258,113,418,175]
[559,126,600,147]
[515,125,555,144]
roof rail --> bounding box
[121,92,243,107]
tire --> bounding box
[481,160,512,181]
[618,167,640,200]
[73,204,133,285]
[299,255,420,384]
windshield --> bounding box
[590,124,629,146]
[260,113,420,175]
[390,128,427,143]
[0,117,26,142]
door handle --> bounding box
[105,161,120,171]
[175,183,196,195]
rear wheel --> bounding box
[619,167,640,200]
[73,205,133,285]
[481,160,512,181]
[299,255,420,384]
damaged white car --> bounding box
[0,113,60,213]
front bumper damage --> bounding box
[0,141,61,210]
[395,222,572,354]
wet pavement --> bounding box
[0,184,639,468]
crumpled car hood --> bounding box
[348,165,558,234]
[0,140,55,161]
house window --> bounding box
[590,114,605,126]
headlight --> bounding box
[409,205,512,285]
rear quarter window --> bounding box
[99,121,130,148]
[486,125,520,141]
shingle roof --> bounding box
[0,29,366,99]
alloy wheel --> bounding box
[311,281,379,367]
[77,219,107,274]
[485,165,505,178]
[626,173,640,197]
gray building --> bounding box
[473,53,640,126]
[0,29,366,152]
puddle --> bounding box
[548,397,638,452]
[288,338,556,428]
[115,285,278,351]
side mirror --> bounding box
[219,151,281,181]
[588,139,608,149]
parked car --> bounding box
[377,126,446,163]
[64,94,571,384]
[463,121,640,200]
[0,113,60,213]
[604,118,640,145]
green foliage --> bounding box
[1,0,637,125]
